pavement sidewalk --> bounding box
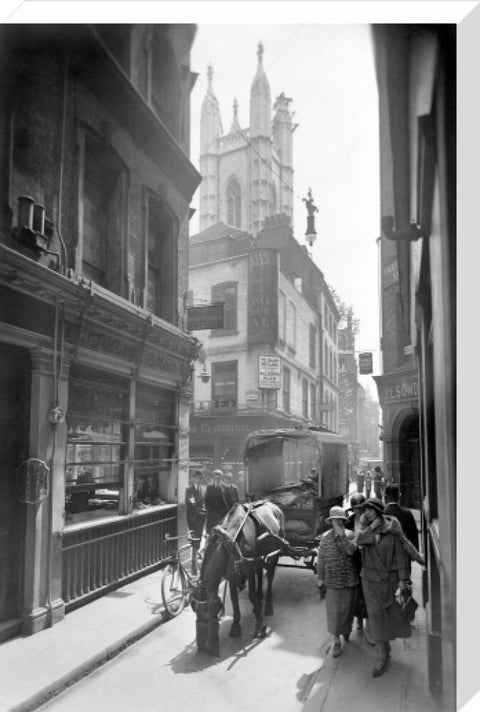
[0,569,168,712]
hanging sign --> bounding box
[358,352,373,374]
[187,304,224,330]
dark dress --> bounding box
[345,513,368,620]
[357,518,409,642]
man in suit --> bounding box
[185,471,206,571]
[204,469,231,533]
[383,484,419,550]
[223,471,240,507]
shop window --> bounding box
[212,361,237,409]
[65,368,178,524]
[65,367,129,524]
[211,282,237,334]
[133,384,176,508]
[226,178,242,228]
[81,132,127,296]
[145,196,176,322]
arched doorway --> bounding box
[396,410,421,509]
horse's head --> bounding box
[199,528,231,592]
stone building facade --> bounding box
[0,24,201,639]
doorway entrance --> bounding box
[0,344,30,626]
[398,411,421,509]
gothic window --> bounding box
[226,179,242,228]
[269,182,277,216]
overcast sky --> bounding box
[190,24,380,396]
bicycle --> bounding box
[161,534,202,618]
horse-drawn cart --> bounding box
[244,426,349,570]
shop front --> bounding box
[0,248,197,632]
[189,412,297,484]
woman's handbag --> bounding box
[401,591,418,623]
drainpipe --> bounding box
[56,41,69,276]
[45,298,66,625]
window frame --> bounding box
[211,360,238,410]
[210,281,238,335]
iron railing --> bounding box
[62,506,177,610]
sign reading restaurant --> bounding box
[258,356,281,390]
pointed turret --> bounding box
[228,97,241,135]
[200,64,223,153]
[272,92,294,220]
[250,41,271,138]
[200,65,223,230]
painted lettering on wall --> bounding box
[382,378,418,402]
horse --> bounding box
[194,500,288,656]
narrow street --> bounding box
[39,564,329,712]
[38,558,433,712]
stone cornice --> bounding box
[0,244,199,382]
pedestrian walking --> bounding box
[317,506,359,658]
[356,469,365,494]
[204,469,231,533]
[356,497,410,677]
[185,471,206,573]
[383,485,418,550]
[345,493,370,637]
[372,466,384,499]
[364,470,372,499]
[223,470,240,506]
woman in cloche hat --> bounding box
[316,506,359,658]
[356,497,409,677]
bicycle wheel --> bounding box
[161,564,187,617]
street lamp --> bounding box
[303,188,319,248]
[199,364,211,384]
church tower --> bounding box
[198,43,295,236]
[199,65,222,231]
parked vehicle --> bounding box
[243,427,348,569]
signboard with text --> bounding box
[248,249,278,344]
[187,304,224,331]
[258,356,281,390]
[358,352,373,375]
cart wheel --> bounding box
[161,564,187,617]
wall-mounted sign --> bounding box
[258,356,281,390]
[187,304,224,331]
[383,259,399,288]
[358,352,373,374]
[248,249,278,344]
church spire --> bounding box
[250,40,271,138]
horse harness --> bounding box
[212,501,288,569]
